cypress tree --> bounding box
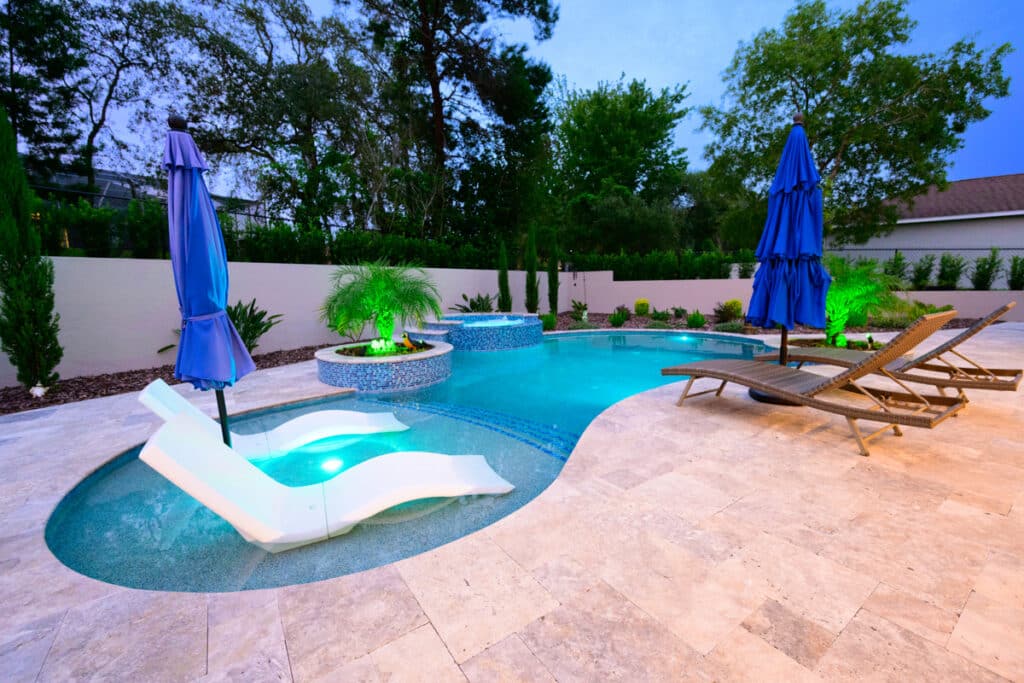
[497,240,511,312]
[547,234,559,314]
[0,107,63,389]
[524,225,538,313]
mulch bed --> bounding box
[1,316,984,416]
[0,345,323,416]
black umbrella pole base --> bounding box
[748,388,805,406]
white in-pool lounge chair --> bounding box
[139,379,408,458]
[139,412,515,552]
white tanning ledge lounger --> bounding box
[139,412,515,553]
[139,379,408,458]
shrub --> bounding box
[0,109,62,389]
[123,198,167,258]
[824,256,896,344]
[713,321,745,333]
[646,320,672,329]
[713,299,743,323]
[608,310,628,327]
[570,298,588,321]
[969,248,1002,291]
[497,241,512,312]
[569,320,597,330]
[320,261,442,348]
[634,298,650,316]
[650,308,671,322]
[882,250,909,284]
[449,293,495,312]
[738,261,756,279]
[614,304,631,320]
[671,306,687,318]
[686,310,706,328]
[735,248,756,279]
[539,313,556,331]
[870,300,954,329]
[936,253,967,290]
[547,237,559,314]
[226,299,283,353]
[524,225,538,313]
[911,255,935,290]
[1009,256,1024,290]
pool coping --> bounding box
[2,326,1023,680]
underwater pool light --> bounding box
[320,457,344,473]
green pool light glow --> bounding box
[368,338,397,356]
[320,457,343,473]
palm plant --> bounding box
[320,261,441,351]
[824,255,897,345]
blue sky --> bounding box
[311,0,1021,181]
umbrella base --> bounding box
[748,388,805,407]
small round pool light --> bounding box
[321,457,344,473]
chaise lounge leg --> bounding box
[676,378,696,406]
[715,380,727,397]
[845,417,871,457]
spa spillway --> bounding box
[410,313,543,351]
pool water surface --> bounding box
[46,331,766,591]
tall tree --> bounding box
[72,0,187,190]
[0,0,85,177]
[553,77,689,254]
[702,0,1011,245]
[358,0,557,233]
[182,0,369,234]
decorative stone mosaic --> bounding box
[410,313,543,352]
[315,342,453,392]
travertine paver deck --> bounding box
[1,325,1023,682]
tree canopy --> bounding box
[701,0,1011,245]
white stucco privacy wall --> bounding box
[2,258,1020,388]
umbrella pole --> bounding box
[748,325,802,406]
[778,326,789,366]
[215,389,232,447]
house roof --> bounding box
[897,173,1024,221]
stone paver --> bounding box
[1,325,1023,681]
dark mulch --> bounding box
[0,345,323,416]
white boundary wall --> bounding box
[1,258,1020,387]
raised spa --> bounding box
[412,313,543,351]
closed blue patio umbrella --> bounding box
[747,113,831,399]
[165,115,255,444]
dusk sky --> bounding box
[311,0,1022,182]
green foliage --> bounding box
[124,199,167,259]
[569,320,597,330]
[738,261,756,279]
[0,108,62,388]
[497,241,512,311]
[911,255,935,290]
[882,251,909,284]
[546,236,559,314]
[450,293,495,313]
[524,225,539,313]
[650,308,671,322]
[608,311,628,327]
[824,256,896,343]
[701,0,1011,245]
[634,299,650,316]
[320,261,441,344]
[936,253,967,290]
[671,306,687,318]
[539,313,556,331]
[714,321,745,333]
[570,299,588,322]
[713,299,744,323]
[1009,256,1024,290]
[646,320,672,329]
[60,199,121,257]
[226,299,283,353]
[869,299,953,329]
[969,248,1002,291]
[614,305,631,320]
[686,310,706,328]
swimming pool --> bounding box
[46,331,766,592]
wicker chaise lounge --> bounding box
[753,301,1020,400]
[662,310,965,456]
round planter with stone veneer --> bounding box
[315,341,453,392]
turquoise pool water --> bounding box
[46,332,766,591]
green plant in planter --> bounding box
[969,248,1002,291]
[686,310,706,328]
[608,310,628,327]
[650,308,671,322]
[539,313,556,331]
[824,255,896,344]
[936,253,967,290]
[713,321,745,333]
[226,299,283,353]
[320,261,441,354]
[713,299,743,323]
[671,306,687,319]
[911,255,935,290]
[449,292,495,312]
[634,298,650,316]
[614,304,631,320]
[646,320,672,329]
[570,298,588,321]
